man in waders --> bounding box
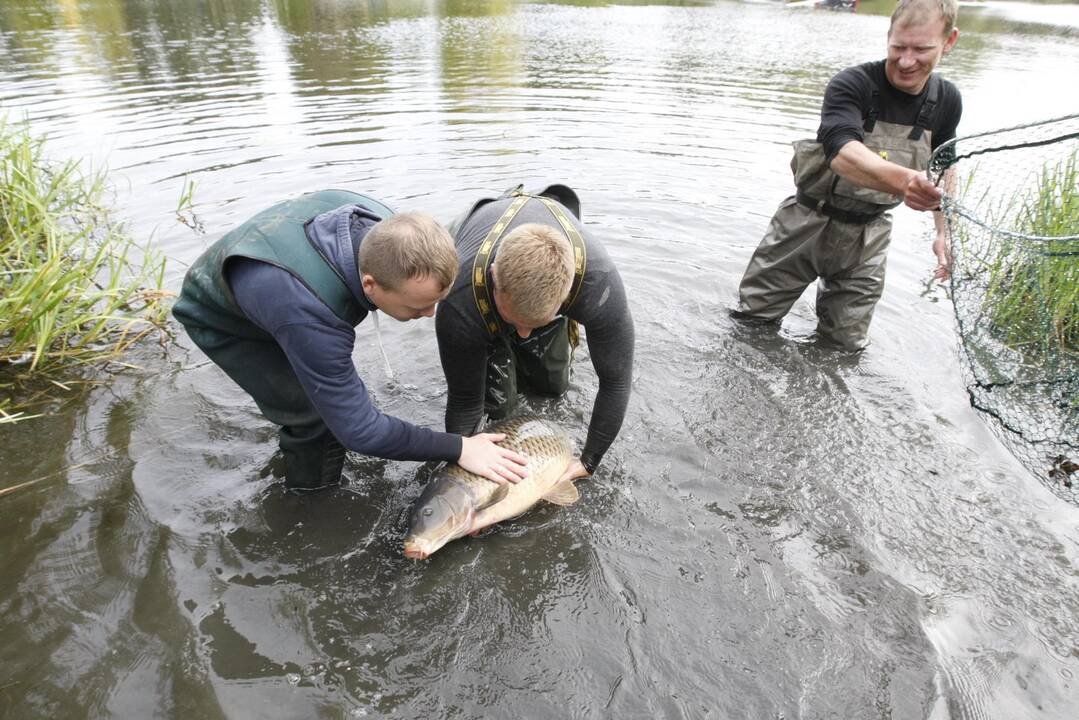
[732,0,962,350]
[436,184,635,486]
[173,190,529,491]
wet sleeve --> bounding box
[436,301,490,437]
[228,260,461,462]
[818,68,873,163]
[574,268,635,474]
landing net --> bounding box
[930,113,1078,501]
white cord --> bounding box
[369,310,396,382]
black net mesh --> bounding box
[930,114,1078,501]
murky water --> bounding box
[2,1,1078,718]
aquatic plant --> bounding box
[0,118,168,421]
[981,149,1078,360]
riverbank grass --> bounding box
[1,120,168,421]
[983,149,1078,361]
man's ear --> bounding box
[361,274,378,295]
[943,28,959,54]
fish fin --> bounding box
[475,483,510,511]
[542,480,580,507]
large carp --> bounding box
[403,415,578,559]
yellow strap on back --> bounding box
[472,194,529,335]
[471,191,587,336]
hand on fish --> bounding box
[556,458,590,486]
[457,432,529,485]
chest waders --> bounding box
[734,76,939,350]
[461,185,586,421]
[173,190,394,490]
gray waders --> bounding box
[454,184,584,421]
[173,190,394,490]
[735,76,939,350]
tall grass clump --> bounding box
[1,119,167,420]
[982,149,1079,361]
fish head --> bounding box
[403,480,475,560]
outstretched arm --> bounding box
[576,268,635,474]
[830,141,943,211]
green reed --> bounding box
[0,119,167,419]
[982,149,1078,361]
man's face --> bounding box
[492,288,555,339]
[886,18,958,95]
[362,274,448,321]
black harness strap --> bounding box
[864,88,880,133]
[908,74,941,141]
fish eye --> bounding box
[423,507,434,517]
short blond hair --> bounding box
[358,212,458,291]
[493,223,574,324]
[890,0,958,37]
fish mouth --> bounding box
[402,541,430,561]
[403,532,459,560]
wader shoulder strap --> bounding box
[865,88,880,133]
[470,190,587,337]
[908,75,941,141]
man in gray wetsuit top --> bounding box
[436,184,635,487]
[732,0,962,350]
[172,190,529,491]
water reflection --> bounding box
[3,0,1079,718]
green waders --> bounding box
[454,184,584,421]
[735,78,939,351]
[173,190,394,490]
[484,317,578,420]
[183,324,348,490]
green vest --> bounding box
[172,190,394,339]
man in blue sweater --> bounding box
[173,190,529,491]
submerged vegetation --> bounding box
[982,149,1079,361]
[0,119,168,422]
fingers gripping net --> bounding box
[930,114,1079,501]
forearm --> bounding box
[934,166,955,240]
[446,393,485,437]
[830,141,918,197]
[438,344,486,437]
[580,375,632,473]
[441,350,487,435]
[578,310,634,473]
